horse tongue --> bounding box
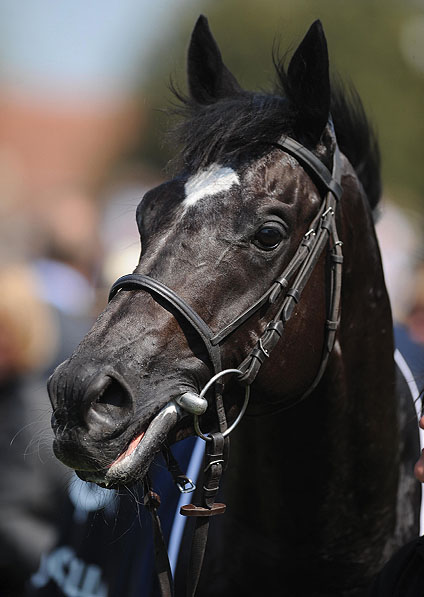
[111,432,145,466]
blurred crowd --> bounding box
[0,120,158,597]
[0,4,164,594]
[0,76,170,593]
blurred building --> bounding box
[0,0,193,270]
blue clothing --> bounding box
[27,437,203,597]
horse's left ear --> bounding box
[286,20,330,143]
[187,15,242,104]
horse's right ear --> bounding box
[187,15,242,104]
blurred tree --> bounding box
[133,0,424,213]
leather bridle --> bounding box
[108,131,344,596]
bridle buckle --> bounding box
[176,476,196,494]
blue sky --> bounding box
[0,0,195,100]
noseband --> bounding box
[108,132,343,597]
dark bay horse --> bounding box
[48,17,420,596]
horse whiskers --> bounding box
[23,434,52,462]
[9,420,51,447]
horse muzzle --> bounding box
[48,359,209,487]
[80,400,183,487]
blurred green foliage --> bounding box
[136,0,424,213]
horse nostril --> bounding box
[84,376,133,435]
[97,378,128,409]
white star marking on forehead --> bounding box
[183,163,239,211]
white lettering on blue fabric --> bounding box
[30,546,108,597]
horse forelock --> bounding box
[169,68,381,211]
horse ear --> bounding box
[187,15,242,104]
[286,20,330,143]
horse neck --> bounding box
[221,175,398,587]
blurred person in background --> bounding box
[0,263,68,596]
[370,204,424,594]
[377,201,424,385]
[30,189,102,369]
[0,167,104,597]
[33,190,100,316]
[407,263,424,346]
[396,260,424,387]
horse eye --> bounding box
[253,224,285,250]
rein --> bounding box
[108,132,343,596]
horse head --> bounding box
[49,18,369,489]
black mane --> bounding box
[170,64,381,210]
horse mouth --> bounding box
[111,430,146,465]
[76,401,182,488]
